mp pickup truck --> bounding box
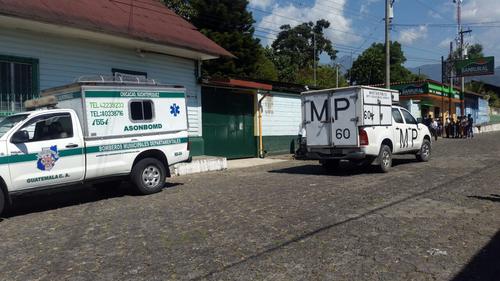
[298,86,432,172]
[0,79,190,215]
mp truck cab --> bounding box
[298,86,432,172]
[0,78,190,215]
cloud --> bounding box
[438,38,453,49]
[360,0,381,15]
[254,0,357,46]
[461,0,500,22]
[248,0,274,9]
[398,25,428,45]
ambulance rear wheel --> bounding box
[131,158,166,195]
[0,189,5,216]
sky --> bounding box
[247,0,500,68]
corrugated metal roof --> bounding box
[0,0,233,58]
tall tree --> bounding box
[161,0,260,77]
[348,42,422,85]
[270,20,337,82]
[160,0,195,19]
[188,0,261,77]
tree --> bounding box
[187,0,261,77]
[160,0,195,19]
[253,47,278,81]
[451,43,484,60]
[348,42,421,85]
[270,20,337,82]
[295,65,347,88]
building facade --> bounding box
[0,0,230,144]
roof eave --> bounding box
[0,14,228,60]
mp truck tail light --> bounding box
[359,128,369,146]
[187,140,191,151]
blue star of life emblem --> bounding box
[170,103,180,117]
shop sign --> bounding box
[455,56,495,77]
[394,84,427,96]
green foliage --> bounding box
[253,47,278,81]
[160,0,195,19]
[188,0,261,77]
[268,19,337,84]
[348,42,423,85]
[451,43,484,60]
[467,81,500,107]
[295,65,347,88]
[162,0,261,77]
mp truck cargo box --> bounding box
[302,86,398,147]
[299,86,431,173]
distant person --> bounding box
[467,114,474,138]
[445,117,451,138]
[430,118,438,141]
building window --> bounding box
[112,68,147,80]
[129,100,154,122]
[0,55,39,114]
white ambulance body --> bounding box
[300,86,432,172]
[0,78,190,215]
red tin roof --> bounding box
[0,0,233,58]
[204,78,273,91]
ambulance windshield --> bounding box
[0,114,29,139]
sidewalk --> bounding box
[170,155,290,176]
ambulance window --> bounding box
[392,109,404,124]
[15,113,73,143]
[129,100,154,122]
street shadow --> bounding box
[2,181,183,218]
[269,158,419,176]
[451,229,500,281]
[467,194,500,203]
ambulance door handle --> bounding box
[131,138,138,142]
[66,143,79,148]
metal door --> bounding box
[202,88,256,159]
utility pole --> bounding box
[313,32,317,87]
[335,63,339,88]
[385,0,392,89]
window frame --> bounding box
[400,109,418,125]
[128,99,155,123]
[0,54,40,97]
[391,108,404,124]
[112,68,147,79]
[11,112,74,143]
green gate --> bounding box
[202,87,256,159]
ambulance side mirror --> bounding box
[11,130,29,144]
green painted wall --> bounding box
[189,136,204,156]
[262,135,297,156]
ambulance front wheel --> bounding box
[131,158,167,195]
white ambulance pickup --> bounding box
[0,78,190,215]
[299,86,432,172]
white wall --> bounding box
[259,91,302,136]
[0,27,202,136]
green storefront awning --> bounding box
[420,100,434,107]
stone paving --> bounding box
[1,133,500,281]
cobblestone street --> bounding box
[1,132,500,281]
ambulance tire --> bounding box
[377,145,392,173]
[131,158,166,195]
[416,139,431,162]
[0,189,5,217]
